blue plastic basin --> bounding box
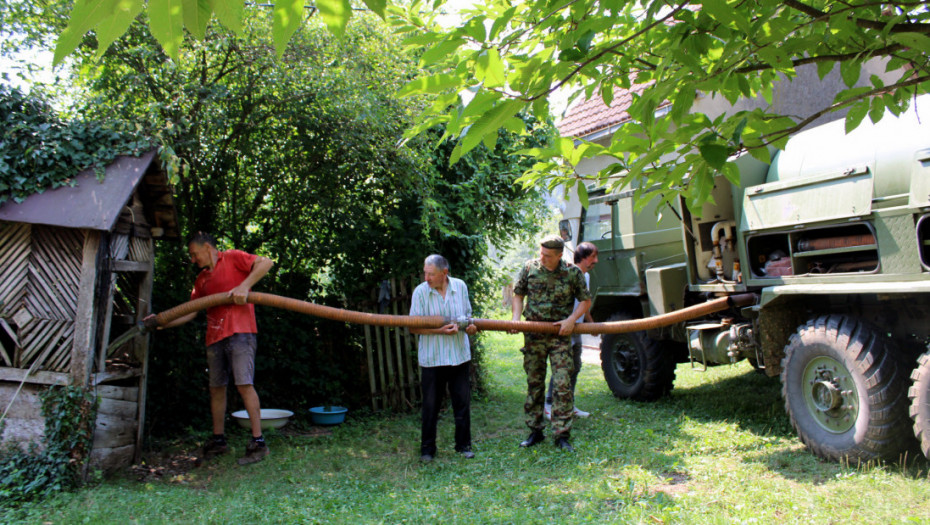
[309,406,348,425]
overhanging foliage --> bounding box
[50,0,930,211]
[390,0,930,209]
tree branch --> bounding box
[783,0,930,34]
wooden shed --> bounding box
[0,150,178,472]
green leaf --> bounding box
[890,32,930,55]
[731,117,747,144]
[398,73,463,97]
[361,0,387,18]
[868,96,886,124]
[451,100,523,163]
[463,17,486,42]
[419,37,466,67]
[502,117,525,134]
[482,130,498,149]
[94,0,144,60]
[816,60,834,80]
[701,0,738,28]
[475,49,505,88]
[748,145,771,164]
[576,30,595,53]
[839,60,861,88]
[54,0,120,65]
[317,0,352,38]
[401,33,444,46]
[182,0,214,41]
[272,0,306,57]
[698,143,730,169]
[577,180,589,208]
[149,0,186,62]
[213,0,244,34]
[845,101,869,133]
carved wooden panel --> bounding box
[0,222,82,372]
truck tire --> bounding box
[909,350,930,459]
[781,315,913,463]
[600,313,676,401]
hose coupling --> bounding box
[442,316,473,329]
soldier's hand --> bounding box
[465,324,478,336]
[441,323,459,335]
[554,318,576,336]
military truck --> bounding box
[561,98,930,463]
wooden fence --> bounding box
[362,276,421,411]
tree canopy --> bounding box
[3,4,553,430]
[49,0,930,208]
[392,0,930,208]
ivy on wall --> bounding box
[0,385,97,512]
[0,85,153,205]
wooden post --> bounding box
[390,278,407,407]
[363,323,378,410]
[95,233,117,373]
[71,230,100,386]
[133,238,154,463]
[373,314,387,409]
[408,275,421,403]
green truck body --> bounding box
[569,98,930,462]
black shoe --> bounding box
[195,437,228,466]
[237,439,269,465]
[420,453,434,463]
[555,436,574,452]
[519,430,545,448]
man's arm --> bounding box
[554,299,590,336]
[143,310,196,329]
[410,325,460,336]
[508,294,524,334]
[229,256,274,304]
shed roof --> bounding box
[0,150,179,239]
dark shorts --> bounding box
[206,333,257,387]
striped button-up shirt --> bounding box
[409,276,473,367]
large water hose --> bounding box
[142,291,757,336]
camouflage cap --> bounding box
[539,234,564,250]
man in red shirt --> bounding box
[157,232,274,465]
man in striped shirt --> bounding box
[409,254,478,462]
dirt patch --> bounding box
[651,471,691,496]
[128,426,333,482]
[130,450,200,483]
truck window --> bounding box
[580,200,612,241]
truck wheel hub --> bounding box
[802,356,859,434]
[811,380,842,412]
[612,345,640,384]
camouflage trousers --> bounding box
[522,333,573,437]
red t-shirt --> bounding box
[191,250,259,346]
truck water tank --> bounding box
[766,96,930,200]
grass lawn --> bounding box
[15,331,930,524]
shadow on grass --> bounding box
[750,447,930,484]
[664,365,791,437]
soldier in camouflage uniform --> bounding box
[511,235,591,451]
